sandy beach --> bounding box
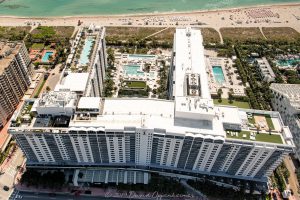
[0,3,300,32]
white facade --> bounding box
[270,83,300,159]
[9,28,295,183]
[86,27,107,97]
[254,57,275,83]
[32,91,77,116]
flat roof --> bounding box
[78,97,101,110]
[270,83,300,101]
[55,73,89,92]
[70,98,225,137]
[103,99,174,117]
[174,28,210,99]
[7,28,295,147]
[0,41,23,74]
[256,57,275,78]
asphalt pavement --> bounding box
[10,190,148,200]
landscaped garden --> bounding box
[226,130,283,144]
[0,26,31,41]
[106,27,175,49]
[118,81,149,97]
[213,98,250,109]
[247,114,275,130]
[262,27,300,42]
[200,28,221,44]
[122,81,147,89]
[220,27,265,43]
[26,26,75,66]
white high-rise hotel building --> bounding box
[9,28,294,182]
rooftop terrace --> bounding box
[0,41,23,74]
[9,98,294,147]
[226,130,283,144]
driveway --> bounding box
[41,64,62,94]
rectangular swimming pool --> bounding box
[124,65,144,76]
[276,59,300,67]
[79,37,94,66]
[128,54,156,59]
[212,66,225,84]
[41,51,54,62]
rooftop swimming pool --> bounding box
[41,51,54,62]
[212,66,225,84]
[79,37,94,66]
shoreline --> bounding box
[0,2,300,19]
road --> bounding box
[284,157,299,199]
[10,190,156,200]
[40,64,62,96]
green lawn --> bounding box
[213,99,250,109]
[34,80,46,98]
[31,43,44,49]
[226,130,283,144]
[265,115,275,130]
[256,133,282,144]
[124,81,146,89]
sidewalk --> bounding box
[0,147,25,200]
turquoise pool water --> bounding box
[124,65,144,76]
[277,59,300,67]
[79,37,94,66]
[41,51,53,62]
[129,54,156,59]
[212,66,225,84]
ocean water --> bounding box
[0,0,299,16]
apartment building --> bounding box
[254,57,276,83]
[270,83,300,160]
[9,28,294,183]
[0,41,31,127]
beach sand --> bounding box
[0,3,300,33]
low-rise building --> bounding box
[254,57,275,83]
[55,73,89,96]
